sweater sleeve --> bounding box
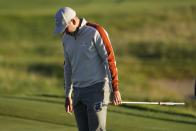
[63,46,73,97]
[94,29,119,91]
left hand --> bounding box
[65,97,73,114]
[112,90,122,106]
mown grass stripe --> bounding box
[0,113,75,127]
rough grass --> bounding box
[0,0,195,100]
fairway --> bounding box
[0,96,196,131]
[0,116,75,131]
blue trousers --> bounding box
[73,80,111,131]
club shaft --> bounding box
[121,101,185,106]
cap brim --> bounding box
[54,25,67,34]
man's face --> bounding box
[65,19,77,33]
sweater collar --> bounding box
[66,18,87,37]
[77,18,87,33]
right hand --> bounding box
[112,90,122,106]
[65,97,73,114]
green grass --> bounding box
[0,0,196,130]
[1,96,196,131]
[0,0,195,99]
[0,0,195,104]
[0,116,72,131]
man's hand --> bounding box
[112,91,122,106]
[65,97,73,114]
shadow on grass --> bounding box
[121,104,195,118]
[0,96,75,127]
[110,104,196,125]
[0,95,64,105]
[0,113,75,128]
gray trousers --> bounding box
[73,80,111,131]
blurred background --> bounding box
[0,0,196,130]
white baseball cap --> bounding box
[54,7,76,34]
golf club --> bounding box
[121,101,185,106]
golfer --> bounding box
[54,7,121,131]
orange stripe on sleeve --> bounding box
[87,22,119,91]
